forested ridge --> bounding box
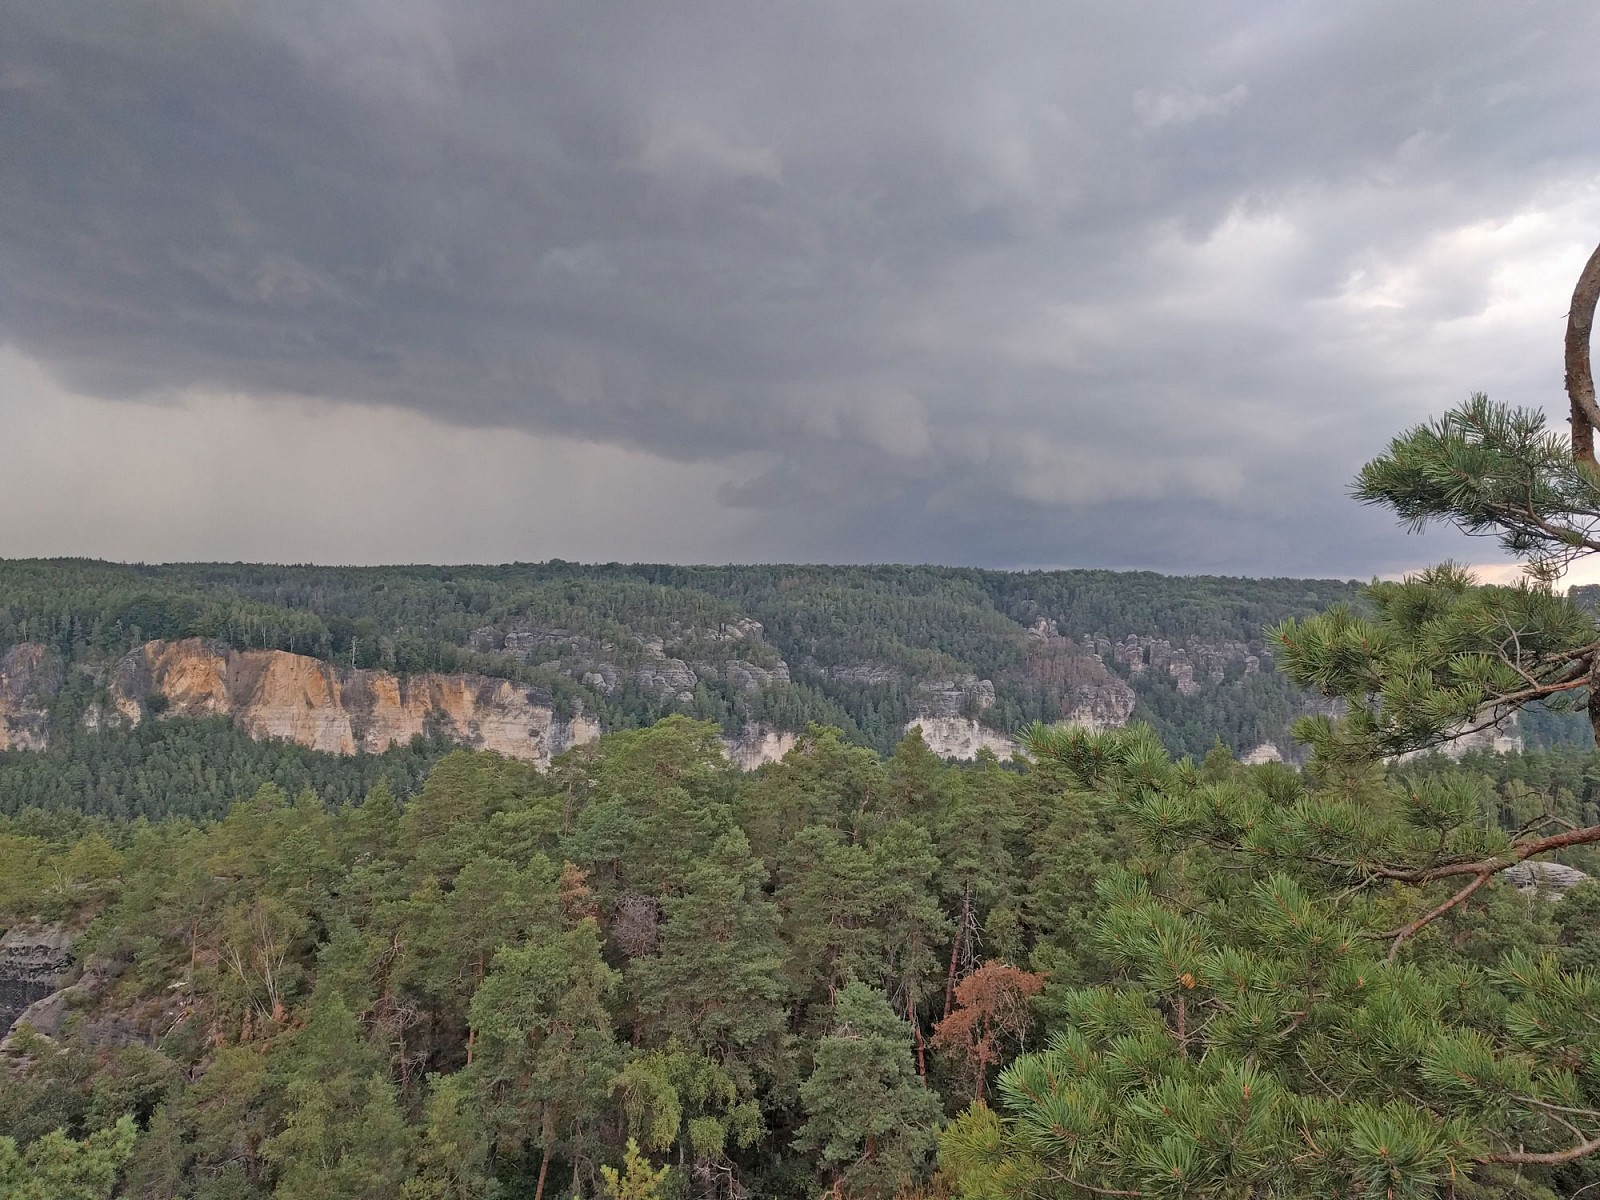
[1,557,1371,759]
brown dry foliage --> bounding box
[929,962,1044,1102]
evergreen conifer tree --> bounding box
[0,1117,136,1200]
[796,981,944,1199]
[938,242,1600,1197]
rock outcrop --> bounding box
[0,954,125,1049]
[1059,681,1137,732]
[911,675,997,718]
[829,664,901,687]
[1504,861,1590,896]
[632,657,699,703]
[112,639,600,766]
[724,660,791,693]
[903,675,1020,760]
[905,717,1018,761]
[1109,634,1263,695]
[721,723,800,770]
[0,643,61,751]
[1020,635,1137,731]
[0,923,74,1037]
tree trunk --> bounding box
[942,892,967,1019]
[534,1144,552,1200]
[909,991,927,1078]
[1588,657,1600,749]
[1567,240,1600,465]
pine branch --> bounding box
[1482,1133,1600,1167]
[1382,869,1493,961]
[1042,1170,1142,1197]
[1515,1098,1600,1122]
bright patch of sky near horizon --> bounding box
[3,2,1600,575]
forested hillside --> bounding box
[2,719,1597,1198]
[0,558,1364,770]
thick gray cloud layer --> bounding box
[3,2,1599,570]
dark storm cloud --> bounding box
[3,1,1599,570]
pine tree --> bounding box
[796,981,943,1199]
[599,1139,672,1200]
[401,1072,500,1200]
[930,962,1043,1104]
[261,995,415,1200]
[0,1117,137,1200]
[939,244,1600,1197]
[611,1045,763,1174]
[939,720,1600,1195]
[627,830,787,1089]
[468,919,621,1200]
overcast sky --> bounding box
[3,2,1599,575]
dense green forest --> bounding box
[0,718,453,822]
[2,717,1597,1198]
[0,559,1368,757]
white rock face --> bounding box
[1394,711,1524,763]
[0,644,60,751]
[721,723,799,769]
[1241,742,1284,765]
[1504,861,1590,895]
[904,717,1017,761]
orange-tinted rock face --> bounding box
[112,639,599,765]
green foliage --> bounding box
[1275,565,1595,761]
[612,1045,761,1167]
[0,1116,136,1200]
[1354,394,1600,579]
[1,702,1596,1196]
[796,981,943,1198]
[261,996,415,1200]
[1,716,1053,1197]
[599,1139,671,1200]
[0,715,447,822]
[938,711,1600,1197]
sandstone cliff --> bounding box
[0,643,60,752]
[721,724,800,770]
[0,923,73,1037]
[1019,634,1137,730]
[905,675,1017,759]
[902,656,1139,761]
[112,639,601,766]
[905,716,1018,761]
